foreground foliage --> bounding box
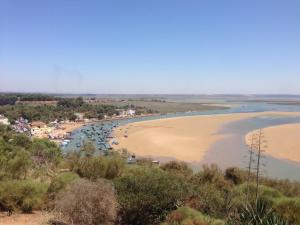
[0,179,48,213]
[54,179,118,225]
[228,199,290,225]
[0,125,298,225]
[162,207,225,225]
[114,166,190,225]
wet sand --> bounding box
[113,112,300,162]
[51,122,86,138]
[246,123,300,163]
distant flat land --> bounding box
[242,99,300,105]
[101,100,229,113]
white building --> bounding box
[127,109,136,116]
[0,115,10,125]
[30,121,52,137]
[119,109,136,117]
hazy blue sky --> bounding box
[1,0,300,94]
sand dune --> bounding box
[113,112,300,162]
[246,123,300,163]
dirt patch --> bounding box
[0,211,51,225]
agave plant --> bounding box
[227,199,290,225]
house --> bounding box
[12,117,30,134]
[127,109,136,116]
[0,115,10,125]
[74,113,85,122]
[30,121,52,137]
[118,109,136,118]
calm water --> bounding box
[202,116,300,180]
[65,102,300,180]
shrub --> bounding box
[114,167,190,225]
[55,179,118,225]
[160,161,193,178]
[75,156,125,180]
[105,156,125,179]
[190,165,235,218]
[235,183,285,207]
[189,182,237,219]
[228,199,290,225]
[47,172,79,201]
[30,138,62,167]
[0,179,48,213]
[75,157,107,180]
[192,165,228,188]
[0,139,32,179]
[162,207,225,225]
[274,198,300,224]
[81,142,96,157]
[260,178,300,198]
[224,167,246,185]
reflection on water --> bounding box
[203,116,300,180]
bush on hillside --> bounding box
[274,198,300,224]
[0,138,32,179]
[192,164,228,187]
[162,207,225,225]
[228,199,290,225]
[160,161,193,178]
[114,167,190,225]
[30,138,62,167]
[47,172,79,202]
[0,179,48,213]
[234,183,285,207]
[225,167,247,185]
[260,177,300,198]
[190,165,236,218]
[55,179,118,225]
[74,156,125,180]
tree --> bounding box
[0,179,48,213]
[30,138,62,167]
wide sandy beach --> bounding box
[113,112,300,162]
[246,123,300,163]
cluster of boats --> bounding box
[62,122,120,153]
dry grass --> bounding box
[54,179,118,225]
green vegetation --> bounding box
[0,93,61,106]
[228,199,290,225]
[0,124,299,225]
[0,97,119,123]
[114,166,190,225]
[0,94,229,124]
[162,207,225,225]
[102,99,228,114]
[0,179,48,213]
[47,172,80,202]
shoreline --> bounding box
[245,123,300,164]
[112,111,300,163]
